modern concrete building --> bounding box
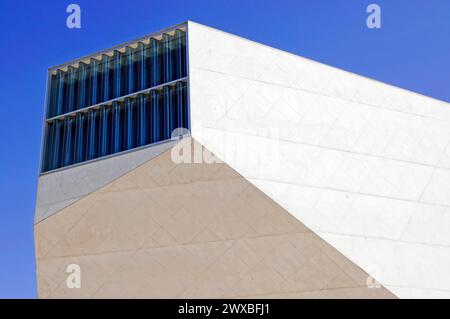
[35,21,450,299]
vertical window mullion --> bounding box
[163,86,171,140]
[134,98,139,147]
[121,49,128,96]
[125,98,134,150]
[137,42,146,91]
[66,66,76,113]
[138,94,147,146]
[102,54,110,102]
[56,70,65,116]
[100,107,110,157]
[95,110,102,158]
[63,117,74,166]
[144,42,151,89]
[175,81,183,130]
[43,123,54,171]
[87,109,96,160]
[162,34,171,83]
[52,120,62,169]
[85,62,92,108]
[113,50,122,98]
[174,30,182,80]
[181,30,187,77]
[48,74,58,117]
[183,82,189,130]
[112,101,121,153]
[150,39,159,87]
[90,58,99,106]
[150,90,158,143]
[126,47,134,94]
[78,62,87,110]
[74,112,85,164]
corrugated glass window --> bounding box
[42,28,188,173]
[42,82,188,172]
[47,29,187,118]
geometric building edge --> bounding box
[35,137,396,299]
[35,20,450,299]
[35,139,178,224]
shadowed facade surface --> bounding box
[35,138,395,298]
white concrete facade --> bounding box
[187,21,450,298]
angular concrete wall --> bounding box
[35,140,177,223]
[187,21,450,298]
[35,138,394,298]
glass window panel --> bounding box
[43,28,188,172]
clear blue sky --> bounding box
[0,0,449,298]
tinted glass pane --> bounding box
[43,29,188,172]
